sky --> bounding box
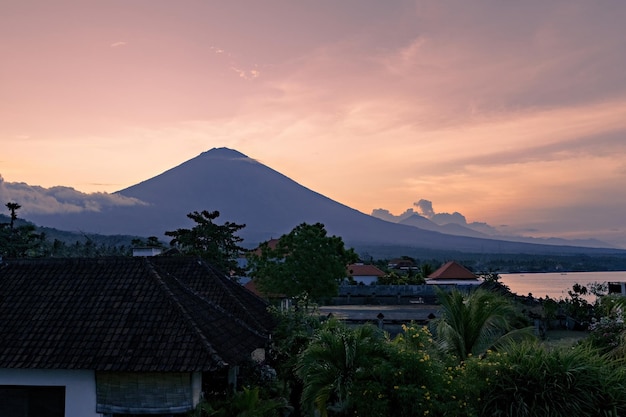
[1,0,626,248]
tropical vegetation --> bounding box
[186,284,626,417]
[432,287,534,361]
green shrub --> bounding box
[463,341,626,417]
[190,387,292,417]
[585,316,626,356]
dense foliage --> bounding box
[247,223,358,302]
[192,283,626,417]
[462,342,626,417]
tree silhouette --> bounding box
[6,202,20,229]
[165,210,246,277]
[0,202,45,258]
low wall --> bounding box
[339,284,432,296]
[333,284,477,305]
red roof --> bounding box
[251,238,280,256]
[347,263,385,277]
[244,279,262,297]
[428,261,478,280]
[244,278,286,299]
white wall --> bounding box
[352,275,379,285]
[0,368,99,417]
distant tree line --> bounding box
[0,203,141,259]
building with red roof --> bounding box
[426,261,481,286]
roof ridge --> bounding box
[142,258,227,368]
[197,260,270,335]
[149,259,267,340]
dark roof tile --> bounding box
[0,257,273,372]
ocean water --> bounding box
[499,271,626,300]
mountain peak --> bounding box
[201,147,249,159]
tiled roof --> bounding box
[0,257,273,372]
[347,264,385,277]
[251,238,280,256]
[244,279,262,297]
[428,261,478,280]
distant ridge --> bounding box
[396,213,611,249]
[27,147,625,256]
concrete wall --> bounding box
[339,284,433,297]
[351,275,379,285]
[338,284,479,297]
[334,284,480,305]
[0,368,99,417]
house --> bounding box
[387,258,417,270]
[347,263,385,285]
[131,246,163,257]
[0,256,274,417]
[425,261,482,286]
[608,281,626,296]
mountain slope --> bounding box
[27,148,623,255]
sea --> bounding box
[499,271,626,301]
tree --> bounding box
[165,210,246,277]
[131,236,165,248]
[247,223,358,303]
[264,304,324,417]
[295,320,388,417]
[432,287,533,361]
[562,283,593,328]
[420,262,434,278]
[6,202,20,229]
[0,202,45,258]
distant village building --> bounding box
[0,256,273,416]
[426,261,482,286]
[132,246,163,257]
[608,281,626,296]
[387,258,417,270]
[347,263,385,285]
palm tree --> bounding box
[432,287,533,361]
[6,202,21,229]
[295,320,388,417]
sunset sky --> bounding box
[2,1,626,247]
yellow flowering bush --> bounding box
[348,323,457,417]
